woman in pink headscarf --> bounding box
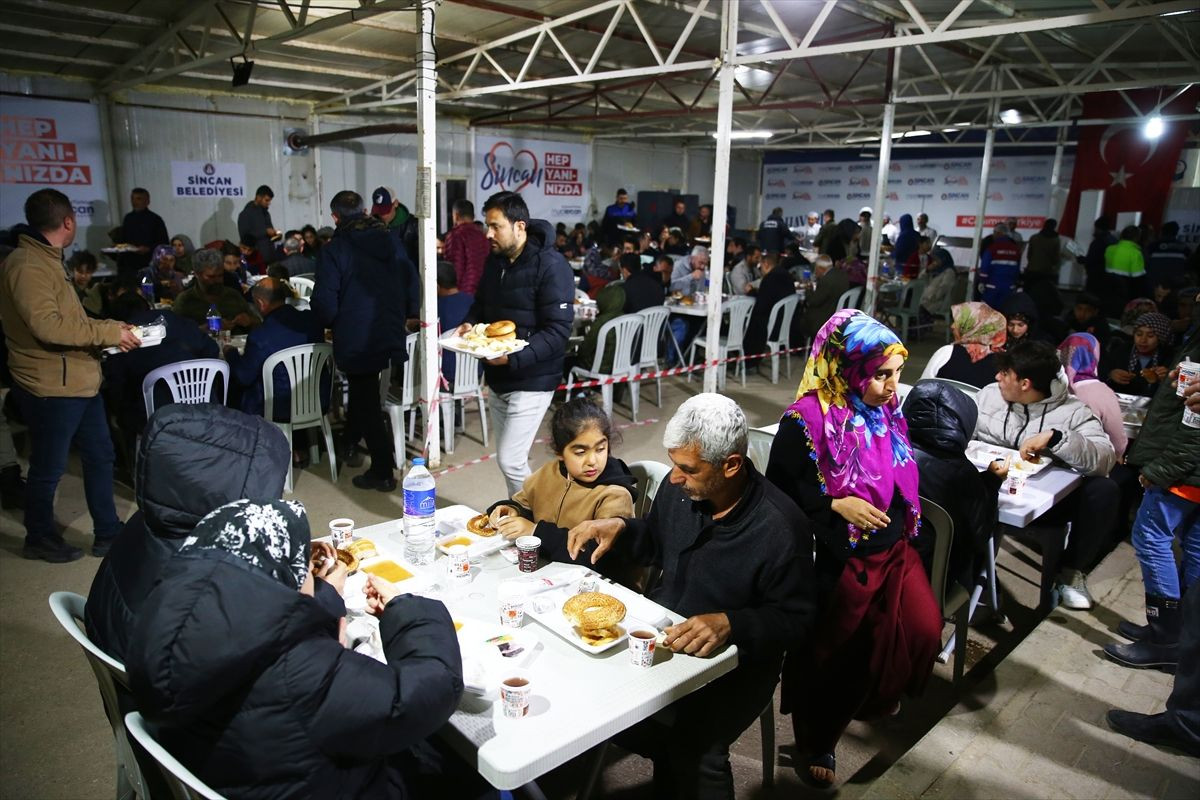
[1059,332,1127,460]
[766,309,941,788]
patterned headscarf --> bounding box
[1058,332,1100,385]
[180,499,311,589]
[1120,297,1157,330]
[1129,312,1172,372]
[785,309,921,548]
[151,244,175,269]
[951,302,1006,363]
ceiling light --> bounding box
[1000,108,1022,125]
[230,56,254,88]
[895,130,931,138]
[712,131,774,140]
[1145,114,1164,139]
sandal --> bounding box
[803,752,836,789]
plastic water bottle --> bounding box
[403,458,437,566]
[205,304,222,338]
[140,274,155,304]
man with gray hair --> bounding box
[568,393,814,798]
[670,245,709,297]
[173,248,258,331]
[277,236,313,278]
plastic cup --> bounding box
[515,536,541,573]
[628,629,657,669]
[499,671,532,719]
[1178,360,1199,398]
[1184,406,1200,430]
[329,518,354,548]
[1005,472,1027,495]
[499,583,525,628]
[446,544,471,585]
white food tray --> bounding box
[434,506,508,558]
[524,567,673,655]
[965,441,1051,475]
[440,334,528,360]
[104,323,166,355]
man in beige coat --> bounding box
[0,189,140,562]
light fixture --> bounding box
[231,56,255,88]
[711,131,774,140]
[1145,114,1164,139]
[999,108,1022,125]
[895,130,931,139]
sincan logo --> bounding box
[1014,175,1047,184]
[941,192,970,200]
[767,179,786,187]
[765,166,789,175]
[907,177,935,186]
[942,161,972,170]
[765,192,787,200]
[848,164,873,172]
[845,192,871,200]
[818,178,841,186]
[792,192,812,200]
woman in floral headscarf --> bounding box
[925,301,1007,388]
[1059,332,1127,459]
[1104,311,1174,398]
[137,243,184,301]
[766,310,941,788]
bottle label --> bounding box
[403,488,436,516]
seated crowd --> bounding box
[1,180,1198,799]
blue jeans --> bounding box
[10,385,121,545]
[1131,487,1200,598]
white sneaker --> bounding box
[1056,570,1094,610]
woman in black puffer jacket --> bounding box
[903,380,1006,590]
[125,499,473,799]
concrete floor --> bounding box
[0,334,1192,798]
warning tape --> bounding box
[555,342,810,391]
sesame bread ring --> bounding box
[485,320,516,340]
[467,514,497,536]
[562,592,627,632]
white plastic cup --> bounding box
[1178,359,1199,398]
[628,629,657,669]
[499,671,532,719]
[446,544,471,585]
[329,518,354,548]
[498,583,525,628]
[1184,406,1200,430]
[1005,472,1027,495]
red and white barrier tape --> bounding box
[555,343,810,391]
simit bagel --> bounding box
[485,320,517,340]
[562,591,626,632]
[467,514,497,537]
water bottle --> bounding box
[403,458,437,566]
[703,276,711,303]
[140,274,155,304]
[205,304,222,338]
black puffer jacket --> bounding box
[311,213,420,374]
[466,219,574,393]
[85,404,290,663]
[1127,326,1200,489]
[126,545,463,799]
[903,380,1003,590]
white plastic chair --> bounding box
[288,276,315,300]
[565,313,644,421]
[686,297,755,390]
[439,350,489,455]
[921,498,970,683]
[385,333,420,467]
[764,294,801,384]
[835,286,863,310]
[889,279,930,341]
[746,427,776,473]
[262,343,337,493]
[142,359,229,419]
[124,712,227,800]
[633,306,671,407]
[628,460,671,518]
[48,592,147,800]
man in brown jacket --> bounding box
[0,189,140,562]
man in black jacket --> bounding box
[312,190,419,492]
[568,393,814,799]
[621,252,665,313]
[237,185,279,266]
[457,191,573,495]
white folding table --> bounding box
[350,508,739,791]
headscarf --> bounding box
[951,302,1006,362]
[179,499,311,589]
[1129,312,1171,371]
[1058,332,1100,385]
[151,244,175,270]
[892,213,918,269]
[930,246,955,276]
[784,309,921,548]
[170,234,195,256]
[1120,297,1157,330]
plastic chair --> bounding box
[385,333,420,466]
[764,294,801,384]
[920,497,970,682]
[565,313,643,421]
[628,460,671,518]
[124,712,227,800]
[835,286,863,310]
[895,381,914,406]
[288,276,315,300]
[262,343,337,493]
[746,427,776,473]
[142,359,229,419]
[889,279,930,341]
[686,297,755,390]
[440,350,489,455]
[48,592,147,800]
[633,306,671,408]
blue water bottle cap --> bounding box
[412,457,426,466]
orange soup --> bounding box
[362,560,413,583]
[441,536,473,549]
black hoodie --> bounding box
[903,380,1003,589]
[466,218,574,393]
[85,403,291,663]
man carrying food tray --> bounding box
[456,191,573,496]
[566,394,815,798]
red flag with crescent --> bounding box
[1060,87,1197,237]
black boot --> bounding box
[1116,594,1158,640]
[0,464,24,510]
[1104,594,1180,670]
[1106,710,1200,757]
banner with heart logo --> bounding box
[476,134,590,224]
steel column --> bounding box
[968,107,998,302]
[704,0,737,394]
[417,0,441,467]
[865,101,895,318]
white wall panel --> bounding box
[592,142,686,218]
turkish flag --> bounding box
[1060,87,1197,237]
